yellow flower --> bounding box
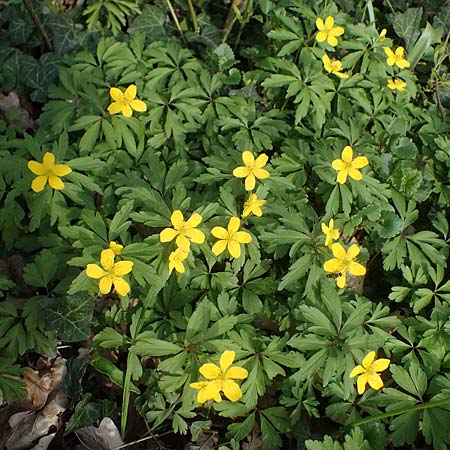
[107,84,147,118]
[387,78,407,92]
[233,151,270,191]
[379,28,387,42]
[86,249,133,297]
[169,248,189,274]
[332,146,368,184]
[242,194,266,218]
[384,46,410,69]
[315,16,344,47]
[211,217,252,259]
[322,54,349,79]
[27,152,72,193]
[321,218,340,249]
[109,241,123,255]
[350,351,390,395]
[190,350,248,403]
[159,210,205,252]
[323,243,366,288]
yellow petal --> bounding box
[99,276,112,294]
[52,164,72,177]
[31,175,48,192]
[220,350,235,373]
[108,102,123,115]
[187,212,202,227]
[349,261,366,276]
[200,363,221,379]
[316,31,328,42]
[255,153,268,168]
[244,173,256,191]
[28,160,46,175]
[160,228,178,243]
[100,249,115,271]
[212,240,227,256]
[352,156,368,169]
[349,365,365,378]
[348,168,363,181]
[171,210,184,229]
[315,18,325,30]
[124,84,137,100]
[188,228,205,244]
[332,159,346,171]
[242,151,254,167]
[331,243,346,259]
[233,166,250,178]
[336,169,348,184]
[367,373,384,391]
[222,380,243,402]
[324,16,334,28]
[86,264,106,279]
[235,231,252,244]
[388,79,397,90]
[362,351,376,369]
[341,146,353,163]
[323,258,345,273]
[327,35,338,47]
[130,99,147,112]
[175,235,190,252]
[122,104,133,117]
[384,47,394,58]
[190,381,208,390]
[322,54,331,71]
[110,87,124,102]
[226,366,248,380]
[333,26,344,36]
[113,277,130,296]
[173,260,185,273]
[227,240,241,259]
[211,226,228,239]
[228,216,241,233]
[371,358,390,373]
[357,373,369,395]
[199,380,222,403]
[253,168,270,180]
[336,273,346,288]
[113,261,133,276]
[395,47,405,57]
[43,152,55,170]
[48,174,64,190]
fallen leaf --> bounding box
[75,417,123,450]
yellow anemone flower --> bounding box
[384,46,410,69]
[233,151,270,191]
[190,350,248,403]
[107,84,147,118]
[321,218,340,249]
[332,146,368,184]
[387,78,407,92]
[211,217,252,259]
[159,210,205,252]
[109,241,123,255]
[350,351,390,394]
[315,16,344,47]
[86,249,133,297]
[322,54,349,79]
[169,248,189,274]
[242,194,267,218]
[323,243,366,288]
[28,152,72,193]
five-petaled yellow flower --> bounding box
[86,249,133,297]
[233,151,270,191]
[242,194,266,218]
[211,217,252,259]
[350,351,390,395]
[28,152,72,193]
[332,146,368,184]
[160,210,205,252]
[109,241,123,255]
[388,78,407,92]
[169,248,188,274]
[322,54,349,79]
[315,16,344,47]
[321,218,340,249]
[107,84,147,118]
[190,350,248,403]
[324,243,366,288]
[384,46,410,69]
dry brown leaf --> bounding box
[75,418,123,450]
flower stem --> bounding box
[187,0,199,33]
[165,0,187,45]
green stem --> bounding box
[22,0,53,51]
[165,0,187,45]
[222,0,240,44]
[187,0,199,33]
[365,0,375,25]
[344,397,450,432]
[121,352,133,438]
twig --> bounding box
[187,0,199,33]
[165,0,187,45]
[111,430,174,449]
[22,0,53,51]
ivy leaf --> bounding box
[22,53,60,102]
[389,8,423,49]
[39,294,94,342]
[64,393,106,434]
[48,15,78,55]
[128,5,167,41]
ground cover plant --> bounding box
[0,0,450,448]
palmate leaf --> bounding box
[0,357,26,404]
[39,294,94,342]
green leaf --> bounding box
[389,8,423,49]
[128,5,167,41]
[422,406,450,450]
[64,393,104,434]
[191,420,212,442]
[108,200,134,240]
[64,358,89,402]
[48,15,78,55]
[39,294,94,342]
[0,357,26,403]
[390,363,427,398]
[93,327,126,349]
[131,335,183,356]
[23,249,58,287]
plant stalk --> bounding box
[22,0,53,51]
[187,0,199,33]
[165,0,187,45]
